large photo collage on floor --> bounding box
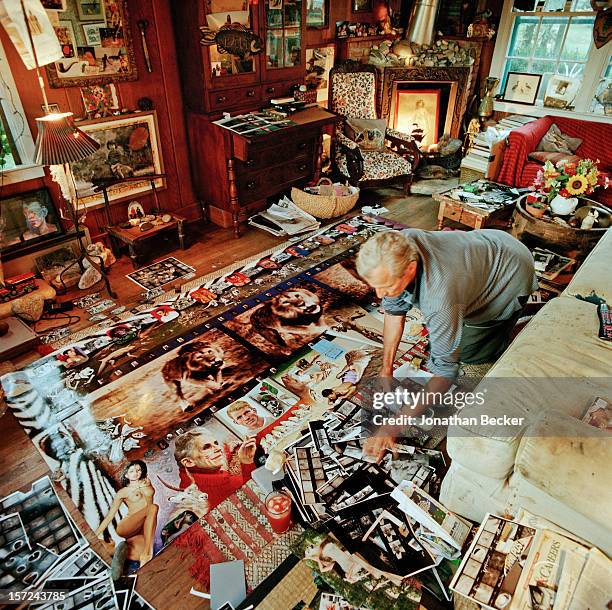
[1,215,429,577]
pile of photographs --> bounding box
[0,476,152,610]
[280,400,458,599]
[450,510,612,610]
[213,112,296,137]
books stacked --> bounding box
[461,130,507,180]
[248,196,320,237]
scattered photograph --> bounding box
[127,257,195,290]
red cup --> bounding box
[265,491,293,534]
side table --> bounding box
[107,215,187,269]
[433,181,521,230]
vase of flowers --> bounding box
[531,158,609,215]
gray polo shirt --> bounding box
[382,228,538,378]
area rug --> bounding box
[1,213,431,577]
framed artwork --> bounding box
[306,0,328,28]
[54,20,77,58]
[0,188,63,257]
[543,74,579,109]
[69,111,165,208]
[80,83,119,118]
[305,45,335,105]
[76,0,105,21]
[45,0,137,88]
[501,72,542,106]
[352,0,372,12]
[394,89,441,149]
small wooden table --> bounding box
[107,215,187,268]
[433,182,521,230]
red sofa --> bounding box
[497,115,612,207]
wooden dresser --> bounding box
[189,107,338,236]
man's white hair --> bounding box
[356,231,419,278]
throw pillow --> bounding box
[345,118,387,151]
[528,151,582,165]
[536,123,582,154]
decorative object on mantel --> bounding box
[390,39,475,68]
[467,10,496,39]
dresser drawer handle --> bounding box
[298,163,307,171]
[245,158,255,167]
[297,142,307,150]
[266,86,275,93]
[216,95,227,103]
[246,181,256,189]
[246,90,256,97]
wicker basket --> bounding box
[291,178,360,219]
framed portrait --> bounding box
[69,111,165,208]
[543,74,579,109]
[0,188,63,257]
[305,45,335,105]
[45,0,137,88]
[501,72,542,106]
[394,89,441,149]
[352,0,372,12]
[307,0,328,28]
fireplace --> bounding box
[379,67,471,147]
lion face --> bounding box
[271,289,321,321]
[184,344,224,373]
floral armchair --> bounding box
[328,61,421,194]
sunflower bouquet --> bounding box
[531,158,609,202]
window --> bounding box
[490,0,611,116]
[0,38,43,184]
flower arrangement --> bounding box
[531,158,609,202]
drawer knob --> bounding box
[246,181,256,189]
[297,142,307,150]
[216,95,227,103]
[266,86,275,93]
[247,90,256,97]
[298,163,307,171]
[245,158,255,167]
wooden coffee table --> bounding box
[433,181,522,230]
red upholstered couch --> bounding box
[497,115,612,207]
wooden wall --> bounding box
[0,0,198,244]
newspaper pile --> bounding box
[248,196,320,237]
[449,508,612,610]
[0,476,152,610]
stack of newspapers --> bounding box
[248,196,320,237]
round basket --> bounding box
[291,178,360,219]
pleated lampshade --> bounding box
[34,112,100,166]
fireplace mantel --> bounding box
[378,66,471,139]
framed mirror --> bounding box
[45,0,137,88]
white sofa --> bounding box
[440,228,612,556]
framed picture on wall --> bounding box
[307,0,328,28]
[41,0,67,10]
[69,111,165,208]
[353,0,372,12]
[45,0,137,88]
[0,188,63,257]
[501,72,542,106]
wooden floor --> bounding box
[0,188,440,610]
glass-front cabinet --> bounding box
[262,0,305,83]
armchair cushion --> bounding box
[336,148,412,181]
[345,118,387,151]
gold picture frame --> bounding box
[45,0,137,88]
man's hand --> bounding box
[363,433,396,463]
[238,437,257,464]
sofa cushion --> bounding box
[536,123,583,154]
[527,151,582,165]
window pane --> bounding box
[284,29,301,67]
[543,0,565,11]
[508,16,538,57]
[557,61,585,77]
[0,113,18,171]
[534,17,568,58]
[266,30,283,68]
[560,17,594,60]
[571,0,593,10]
